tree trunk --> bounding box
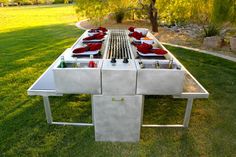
[149,0,158,32]
[138,0,159,32]
[149,8,158,32]
[132,10,135,20]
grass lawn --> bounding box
[0,4,236,157]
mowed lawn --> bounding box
[0,4,236,157]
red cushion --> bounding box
[73,43,102,53]
[94,33,105,39]
[137,43,153,53]
[83,33,105,40]
[137,47,150,53]
[151,49,168,55]
[136,43,167,54]
[73,47,89,53]
[137,43,153,49]
[87,43,102,51]
[83,36,95,40]
[88,29,100,33]
[128,27,135,32]
[131,31,143,40]
[98,27,108,32]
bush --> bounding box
[20,1,33,5]
[53,0,63,4]
[115,9,125,23]
[204,24,220,37]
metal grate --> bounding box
[107,30,132,59]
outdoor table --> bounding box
[28,29,209,142]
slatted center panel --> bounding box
[106,30,132,59]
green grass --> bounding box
[0,4,236,157]
[0,4,77,33]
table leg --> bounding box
[183,98,194,128]
[43,96,53,124]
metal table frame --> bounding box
[141,37,209,128]
[40,95,193,128]
[28,67,208,128]
[28,31,209,128]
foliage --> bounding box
[156,0,236,25]
[133,8,147,19]
[110,0,136,22]
[114,8,125,23]
[16,0,54,5]
[75,0,110,25]
[1,0,70,5]
[203,23,219,37]
[20,0,33,5]
[136,0,159,32]
[0,0,8,4]
[75,0,136,25]
[53,0,64,4]
[190,0,213,24]
[157,0,189,25]
[75,0,235,28]
[212,0,236,24]
[156,0,213,25]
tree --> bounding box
[75,0,235,32]
[212,0,236,23]
[138,0,158,32]
[109,0,137,23]
[76,0,110,26]
[156,0,213,25]
[75,0,161,32]
[0,0,8,6]
[189,0,213,24]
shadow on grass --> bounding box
[0,24,92,156]
[0,94,95,156]
[0,23,85,123]
[143,95,186,125]
[0,24,83,77]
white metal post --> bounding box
[183,98,194,128]
[43,96,53,124]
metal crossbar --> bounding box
[142,98,194,128]
[42,96,193,128]
[42,96,93,127]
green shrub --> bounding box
[53,0,63,4]
[115,9,125,23]
[21,1,33,5]
[204,24,220,37]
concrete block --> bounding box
[203,36,222,48]
[230,37,236,51]
[92,95,144,142]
